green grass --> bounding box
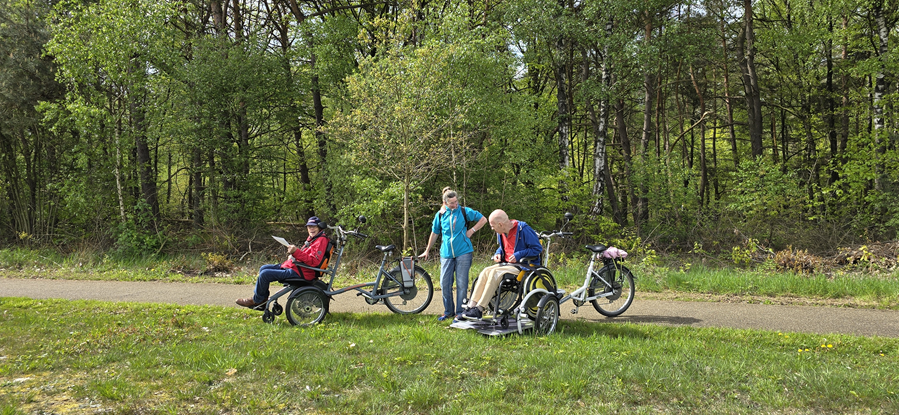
[3,247,899,309]
[0,297,896,414]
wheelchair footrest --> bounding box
[449,318,523,336]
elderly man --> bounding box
[461,209,542,320]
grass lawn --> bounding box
[1,297,897,414]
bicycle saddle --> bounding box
[586,244,608,253]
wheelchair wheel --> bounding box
[534,294,559,335]
[522,269,557,318]
[588,263,635,317]
[380,266,433,314]
[285,287,328,326]
[469,274,520,315]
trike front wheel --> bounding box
[380,266,433,314]
[285,287,328,326]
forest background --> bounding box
[2,0,899,270]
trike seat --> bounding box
[280,277,327,291]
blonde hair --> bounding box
[442,187,457,203]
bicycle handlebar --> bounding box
[539,231,573,239]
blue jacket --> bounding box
[494,220,543,266]
[431,206,485,258]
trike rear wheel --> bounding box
[588,263,635,317]
[380,266,433,314]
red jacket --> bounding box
[280,232,329,280]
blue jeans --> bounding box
[254,264,297,304]
[440,252,473,316]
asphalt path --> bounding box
[2,277,897,338]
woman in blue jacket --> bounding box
[418,188,488,321]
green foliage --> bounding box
[728,158,807,221]
[112,202,166,257]
[0,0,897,254]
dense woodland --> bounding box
[1,0,898,258]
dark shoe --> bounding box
[462,307,483,321]
[437,313,453,321]
[236,298,262,308]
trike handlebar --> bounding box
[331,224,367,241]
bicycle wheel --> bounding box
[285,287,328,326]
[380,266,433,314]
[534,294,559,335]
[588,263,635,317]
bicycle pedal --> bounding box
[570,308,578,315]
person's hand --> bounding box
[418,250,430,260]
[466,228,474,238]
[492,254,501,263]
[287,245,298,254]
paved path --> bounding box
[2,277,897,338]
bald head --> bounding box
[488,209,513,234]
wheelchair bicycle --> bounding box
[455,213,636,335]
[253,216,434,326]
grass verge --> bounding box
[1,297,897,414]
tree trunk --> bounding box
[588,22,613,219]
[840,15,850,156]
[615,98,633,228]
[554,42,571,170]
[113,115,126,223]
[872,1,889,191]
[637,11,654,228]
[129,58,159,222]
[740,0,764,158]
[311,49,335,215]
[689,64,707,207]
[826,17,839,185]
[191,147,204,227]
[719,18,739,169]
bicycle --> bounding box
[258,216,434,326]
[517,213,636,333]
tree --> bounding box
[330,12,515,250]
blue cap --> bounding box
[305,216,324,228]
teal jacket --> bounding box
[430,206,484,259]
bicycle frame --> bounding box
[557,255,619,306]
[293,224,410,302]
